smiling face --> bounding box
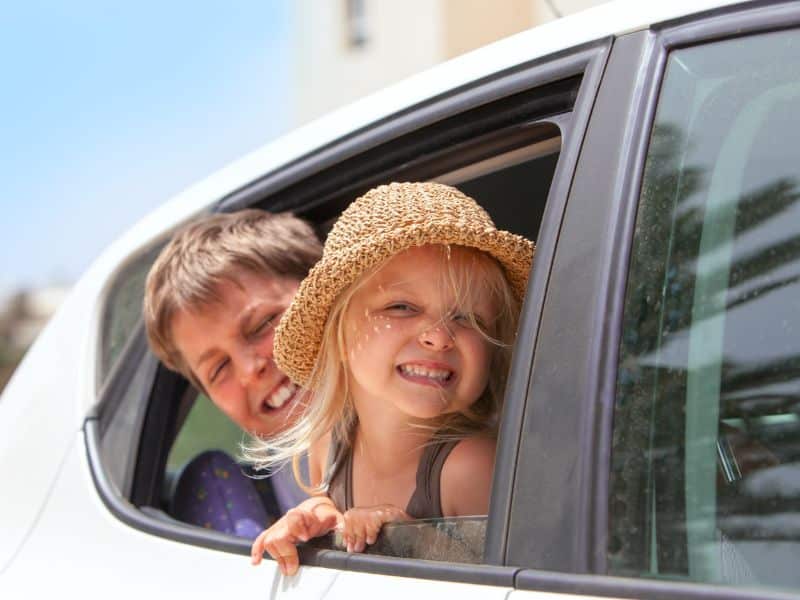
[343,245,496,422]
[171,270,302,437]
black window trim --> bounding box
[484,40,611,565]
[84,37,611,588]
[515,569,800,600]
[504,26,654,579]
[513,2,800,600]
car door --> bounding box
[511,1,800,599]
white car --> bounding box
[4,0,800,598]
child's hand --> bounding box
[340,504,410,553]
[251,497,342,576]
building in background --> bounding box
[292,0,609,125]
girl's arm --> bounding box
[250,495,342,575]
[439,436,497,517]
[250,432,337,576]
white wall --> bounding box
[291,0,612,127]
[292,0,443,126]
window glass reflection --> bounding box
[610,29,800,591]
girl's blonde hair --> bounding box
[245,244,521,491]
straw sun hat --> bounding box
[274,181,535,386]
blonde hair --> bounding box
[143,209,322,390]
[247,244,520,490]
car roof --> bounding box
[94,0,749,279]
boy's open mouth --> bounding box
[397,363,454,387]
[261,379,299,412]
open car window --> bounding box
[156,129,563,562]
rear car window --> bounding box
[99,245,162,386]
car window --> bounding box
[99,245,162,387]
[609,28,800,593]
[312,516,486,563]
[158,138,562,558]
[306,142,561,562]
[96,245,164,496]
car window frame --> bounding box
[513,2,800,600]
[85,37,611,586]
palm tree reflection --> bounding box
[609,120,800,575]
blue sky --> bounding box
[0,2,292,295]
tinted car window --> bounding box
[99,245,162,386]
[100,348,157,496]
[609,29,800,591]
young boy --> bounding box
[143,208,322,537]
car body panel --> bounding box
[4,432,541,599]
[2,433,321,596]
[510,591,611,600]
[0,281,95,573]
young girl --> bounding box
[249,182,534,575]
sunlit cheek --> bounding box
[346,321,372,363]
[371,320,393,335]
[346,314,395,365]
[373,313,393,330]
[348,344,363,364]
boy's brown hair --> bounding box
[143,209,322,389]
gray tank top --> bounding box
[326,437,459,519]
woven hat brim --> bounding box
[274,223,534,387]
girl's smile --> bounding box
[344,245,495,421]
[396,361,455,388]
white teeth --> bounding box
[265,381,297,409]
[399,364,452,381]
